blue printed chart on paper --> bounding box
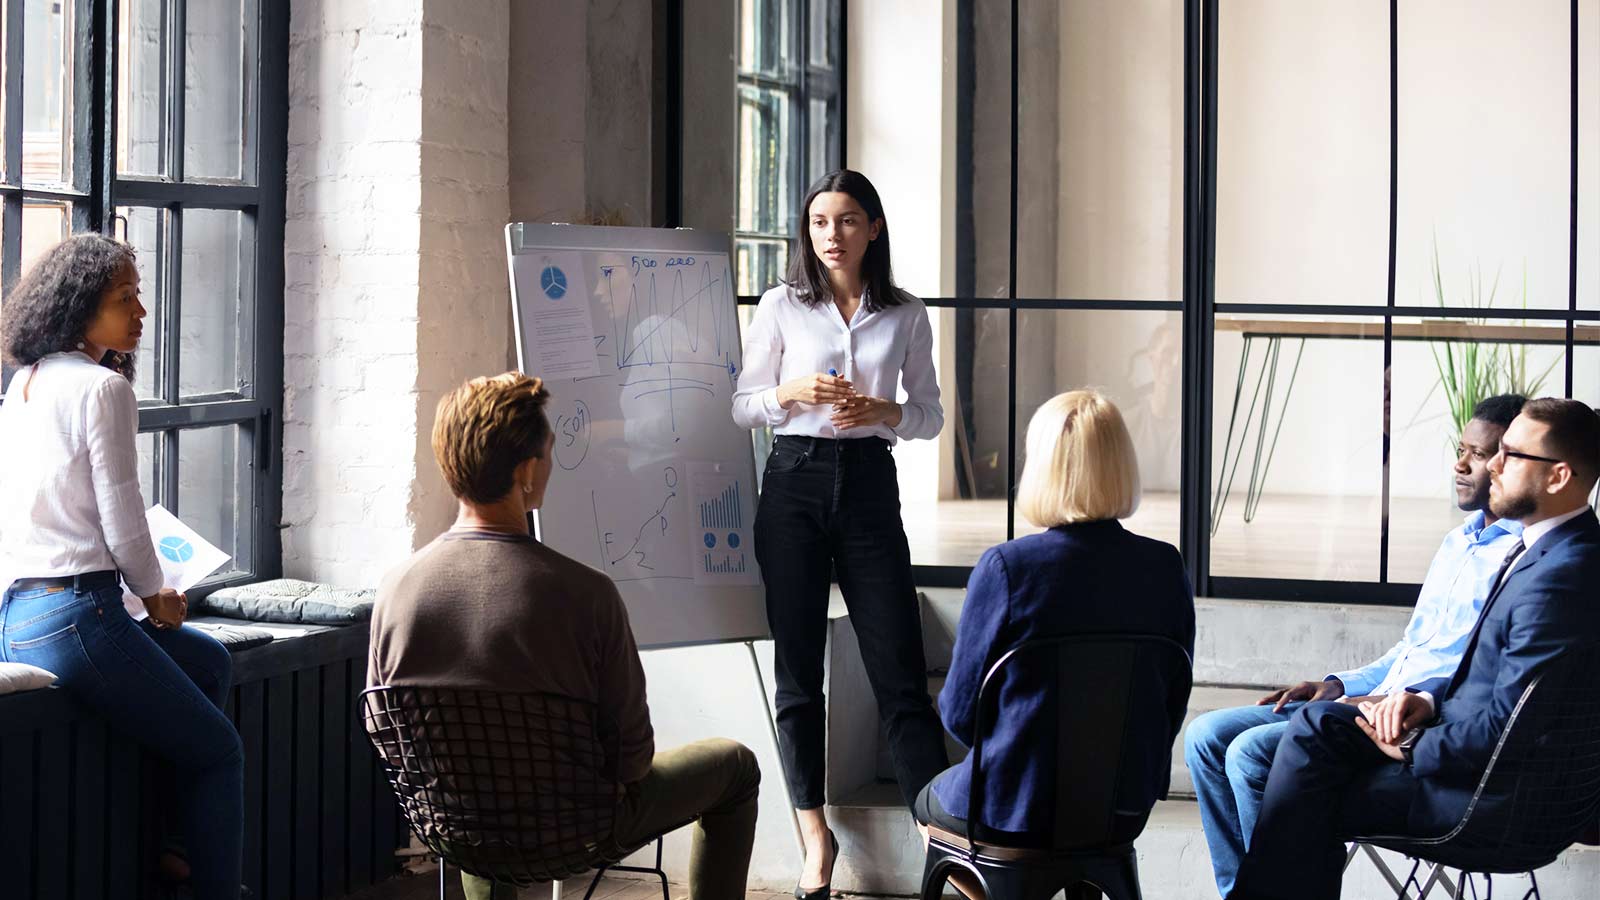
[506,223,767,648]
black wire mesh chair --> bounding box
[1346,642,1600,900]
[361,685,671,900]
[920,633,1194,900]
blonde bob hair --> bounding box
[1015,389,1141,527]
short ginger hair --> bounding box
[431,371,552,504]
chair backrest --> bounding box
[361,685,622,885]
[967,632,1193,850]
[1434,641,1600,870]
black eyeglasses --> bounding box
[1502,449,1564,465]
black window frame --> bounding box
[733,0,846,295]
[0,0,287,594]
[734,0,1597,605]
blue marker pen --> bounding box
[828,368,839,377]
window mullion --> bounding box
[2,0,23,182]
[164,0,185,181]
[165,206,182,402]
[90,0,117,231]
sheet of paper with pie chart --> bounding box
[143,504,232,593]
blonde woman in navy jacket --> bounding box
[918,390,1196,850]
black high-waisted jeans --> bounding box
[753,435,948,810]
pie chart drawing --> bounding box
[540,265,568,300]
[158,536,194,564]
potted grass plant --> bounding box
[1426,242,1558,448]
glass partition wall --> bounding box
[736,0,1596,603]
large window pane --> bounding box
[806,95,836,185]
[118,205,165,400]
[807,0,837,69]
[116,0,165,176]
[1214,0,1388,305]
[737,84,796,235]
[0,8,8,178]
[1210,314,1385,581]
[1029,0,1183,303]
[1576,342,1600,512]
[21,0,73,185]
[738,0,796,79]
[177,424,245,576]
[901,305,1007,567]
[179,208,243,397]
[1396,2,1571,312]
[735,236,786,296]
[21,199,70,272]
[184,0,248,180]
[136,430,158,507]
[1389,318,1570,583]
[1582,0,1599,312]
[1012,309,1183,550]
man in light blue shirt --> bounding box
[1184,394,1527,898]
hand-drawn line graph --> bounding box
[590,465,689,582]
[600,256,742,436]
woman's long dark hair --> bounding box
[784,169,907,312]
[0,233,138,379]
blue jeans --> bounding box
[1182,702,1304,898]
[1,581,244,899]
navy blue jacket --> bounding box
[933,520,1195,834]
[1408,509,1600,783]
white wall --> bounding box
[847,0,959,505]
[282,0,510,585]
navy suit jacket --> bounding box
[933,520,1195,835]
[1408,509,1600,783]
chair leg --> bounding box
[586,837,671,900]
[1072,851,1142,900]
[438,858,448,900]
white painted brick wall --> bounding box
[283,0,509,587]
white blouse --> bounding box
[732,284,944,443]
[0,352,162,616]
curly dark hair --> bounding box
[1,232,139,379]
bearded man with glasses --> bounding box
[1228,398,1600,900]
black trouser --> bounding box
[754,435,948,811]
[1230,702,1462,900]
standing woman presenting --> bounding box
[733,170,947,897]
[0,234,244,898]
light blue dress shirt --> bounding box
[1329,510,1524,697]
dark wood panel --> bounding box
[0,622,400,899]
[0,732,38,896]
[264,674,294,900]
[294,669,321,899]
[237,680,266,896]
[321,661,350,897]
[72,719,109,900]
[37,724,72,899]
[347,677,376,889]
[105,741,143,895]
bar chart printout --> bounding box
[688,461,758,586]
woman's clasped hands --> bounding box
[776,372,902,430]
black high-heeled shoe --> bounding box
[795,829,839,900]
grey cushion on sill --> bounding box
[195,578,376,626]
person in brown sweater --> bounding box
[368,371,760,900]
